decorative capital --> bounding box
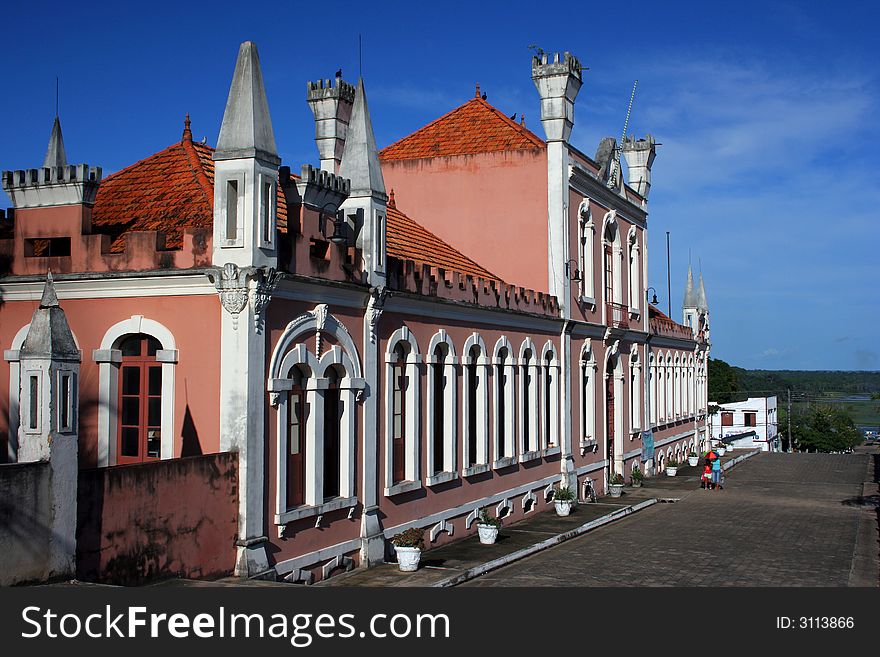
[366,285,388,344]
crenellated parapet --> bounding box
[2,164,102,208]
[388,258,558,316]
[292,164,350,214]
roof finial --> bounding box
[520,114,525,127]
[40,269,60,309]
[475,83,481,99]
[388,189,396,209]
[182,113,192,142]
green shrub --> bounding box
[554,486,576,502]
[477,508,501,528]
[391,527,425,549]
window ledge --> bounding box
[578,295,596,310]
[384,480,423,497]
[274,496,358,525]
[519,450,542,464]
[630,427,642,438]
[462,463,491,477]
[492,456,517,470]
[543,445,562,457]
[426,471,459,486]
[629,307,641,318]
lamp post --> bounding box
[645,287,659,306]
[320,203,347,245]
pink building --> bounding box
[0,42,710,584]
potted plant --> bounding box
[716,443,727,457]
[666,458,679,477]
[553,486,576,516]
[608,473,625,497]
[687,451,699,467]
[630,467,643,488]
[390,527,425,572]
[475,508,501,545]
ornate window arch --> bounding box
[382,326,421,495]
[648,351,657,427]
[493,336,516,467]
[518,338,539,459]
[267,305,365,527]
[462,332,490,475]
[426,330,458,485]
[94,315,177,467]
[541,340,560,451]
[665,351,674,422]
[602,211,624,324]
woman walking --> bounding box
[711,453,723,490]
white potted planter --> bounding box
[390,527,425,572]
[666,461,679,477]
[608,475,625,497]
[554,486,576,516]
[687,455,699,467]
[716,446,727,456]
[394,546,421,572]
[476,509,500,544]
[631,467,643,488]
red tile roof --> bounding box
[88,120,498,282]
[386,192,499,281]
[91,123,291,252]
[379,90,545,161]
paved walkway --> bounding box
[462,450,878,587]
[317,450,754,587]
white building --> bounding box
[708,396,779,452]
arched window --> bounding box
[427,331,457,485]
[578,200,595,304]
[603,212,625,327]
[493,337,515,467]
[519,340,539,459]
[382,327,421,495]
[541,341,560,450]
[674,355,681,418]
[286,366,308,508]
[391,343,407,485]
[580,343,596,451]
[665,352,674,422]
[628,227,641,314]
[656,354,665,423]
[463,334,489,475]
[648,352,656,426]
[323,365,342,501]
[117,334,163,464]
[95,316,177,467]
[630,348,641,433]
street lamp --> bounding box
[564,259,582,282]
[320,203,348,245]
[646,287,659,306]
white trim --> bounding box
[518,338,539,456]
[540,340,560,450]
[492,336,515,463]
[0,274,216,301]
[95,316,176,466]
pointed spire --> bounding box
[697,272,708,311]
[338,79,386,197]
[20,272,78,360]
[182,113,193,142]
[215,41,280,165]
[43,116,67,169]
[682,264,698,309]
[40,270,59,308]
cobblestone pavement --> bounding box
[462,452,877,587]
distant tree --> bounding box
[790,406,863,453]
[708,358,739,404]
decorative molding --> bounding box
[521,490,537,513]
[208,263,249,329]
[429,519,454,543]
[366,285,388,344]
[321,554,354,580]
[251,267,282,333]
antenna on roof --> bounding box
[55,76,59,117]
[358,34,362,78]
[608,79,638,189]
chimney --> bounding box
[307,77,356,174]
[531,51,583,143]
[621,134,656,199]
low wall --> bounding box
[76,452,238,585]
[0,461,53,585]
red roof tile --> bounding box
[379,93,544,161]
[91,127,291,252]
[386,195,499,281]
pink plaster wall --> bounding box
[381,150,548,291]
[0,294,221,467]
[76,452,238,584]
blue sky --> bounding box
[2,1,878,371]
